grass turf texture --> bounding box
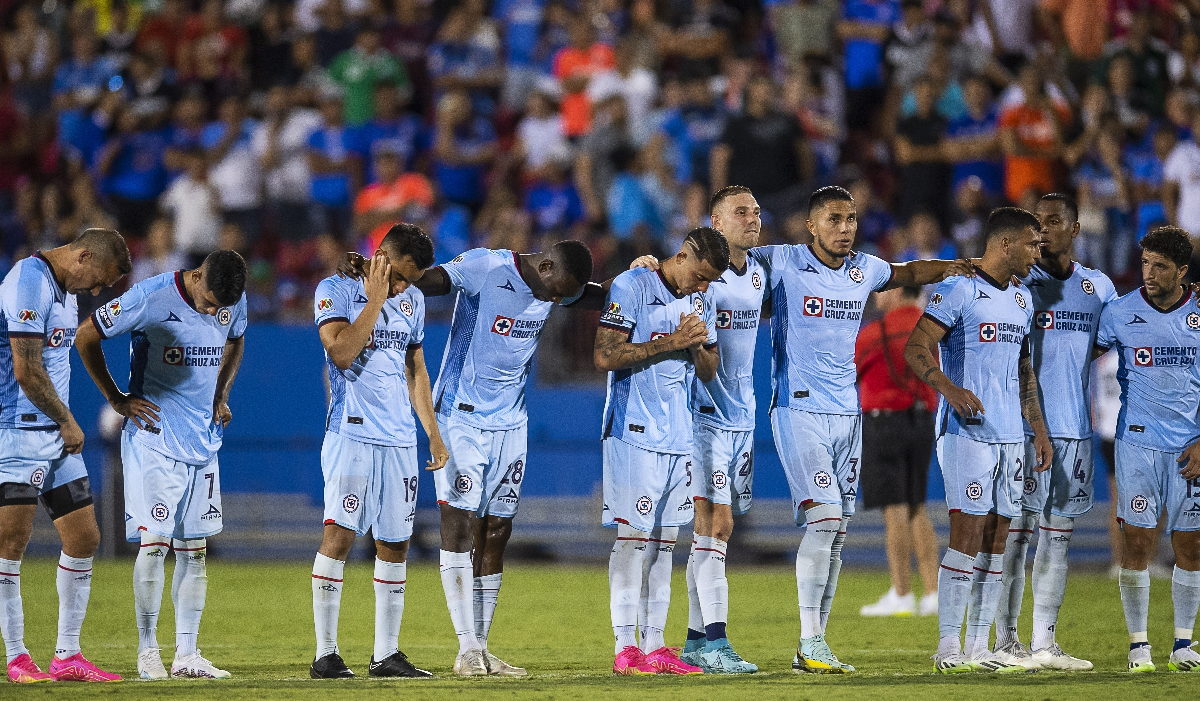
[4,559,1195,699]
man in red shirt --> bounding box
[855,285,941,618]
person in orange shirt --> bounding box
[999,64,1072,204]
[553,19,615,138]
[353,147,436,252]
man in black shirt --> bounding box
[894,75,950,231]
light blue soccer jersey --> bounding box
[924,270,1034,443]
[92,271,248,464]
[314,275,425,447]
[600,267,717,454]
[1022,263,1118,439]
[753,245,893,414]
[433,249,552,431]
[0,253,78,428]
[690,256,768,431]
[1095,288,1200,452]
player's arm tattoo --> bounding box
[214,336,245,406]
[903,317,951,393]
[1018,353,1048,435]
[10,336,74,426]
[412,267,452,297]
[593,326,678,372]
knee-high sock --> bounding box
[0,558,26,662]
[1031,514,1074,650]
[473,573,502,648]
[55,552,93,658]
[1119,568,1151,644]
[172,538,207,657]
[937,548,977,655]
[995,511,1036,647]
[820,516,849,634]
[312,552,344,659]
[439,550,479,654]
[965,552,1004,657]
[694,536,729,642]
[1172,566,1200,644]
[685,541,705,645]
[610,523,649,653]
[373,559,406,661]
[796,503,841,639]
[134,532,168,653]
[640,526,678,653]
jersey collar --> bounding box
[174,270,197,310]
[728,260,748,276]
[1035,260,1076,281]
[33,251,67,300]
[1140,286,1192,313]
[806,244,846,271]
[973,265,1009,290]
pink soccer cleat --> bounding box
[613,646,655,675]
[7,653,52,683]
[644,647,704,675]
[49,653,122,682]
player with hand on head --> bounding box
[905,207,1049,674]
[74,250,249,680]
[598,226,726,676]
[1095,226,1200,673]
[0,230,130,684]
[308,224,446,680]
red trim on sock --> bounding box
[940,565,972,574]
[647,538,676,544]
[616,537,650,542]
[1038,526,1073,532]
[694,547,726,554]
[140,542,170,548]
[372,578,406,585]
[1008,529,1034,534]
[973,567,1003,575]
[0,571,18,576]
[312,574,343,583]
[807,517,842,525]
[57,565,91,573]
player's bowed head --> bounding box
[529,240,594,304]
[58,227,133,295]
[664,227,730,297]
[373,222,437,298]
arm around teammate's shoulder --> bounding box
[884,257,978,290]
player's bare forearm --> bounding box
[885,258,976,290]
[413,266,452,297]
[593,326,679,372]
[904,320,950,393]
[214,336,244,406]
[406,345,438,437]
[10,337,74,427]
[563,282,608,311]
[319,303,384,370]
[1018,354,1048,438]
[689,343,719,383]
[74,317,123,404]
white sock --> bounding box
[610,524,649,654]
[796,503,840,638]
[439,550,479,654]
[821,516,849,633]
[134,533,168,653]
[312,553,344,659]
[965,552,1004,657]
[1172,566,1200,642]
[685,542,704,634]
[1031,514,1074,650]
[1119,568,1150,643]
[694,536,728,632]
[640,526,677,653]
[55,553,93,658]
[172,539,207,657]
[473,573,502,648]
[0,558,26,662]
[373,559,406,662]
[996,512,1035,647]
[937,548,976,653]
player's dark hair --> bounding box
[551,240,593,284]
[709,185,753,214]
[1141,225,1194,269]
[1039,193,1078,223]
[684,226,730,272]
[203,250,247,306]
[984,207,1041,241]
[380,222,435,269]
[808,185,854,216]
[71,227,132,275]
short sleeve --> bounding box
[228,295,248,340]
[1096,303,1117,351]
[922,277,969,332]
[862,252,894,292]
[440,248,495,297]
[599,273,639,336]
[1099,274,1119,305]
[409,293,425,348]
[1,267,50,338]
[750,245,790,290]
[314,278,351,327]
[92,282,151,340]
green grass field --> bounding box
[4,558,1196,699]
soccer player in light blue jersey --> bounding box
[75,251,248,680]
[906,208,1052,674]
[1095,226,1200,674]
[308,224,447,680]
[598,227,725,676]
[0,230,130,684]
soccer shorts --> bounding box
[122,432,222,542]
[321,432,418,542]
[1020,436,1093,517]
[1114,439,1200,532]
[434,419,527,519]
[602,437,694,532]
[937,433,1023,519]
[0,427,92,518]
[769,408,860,525]
[691,423,753,515]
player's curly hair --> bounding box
[709,185,753,214]
[551,240,593,284]
[1141,226,1194,269]
[380,222,435,269]
[203,250,247,307]
[984,207,1040,240]
[684,226,730,272]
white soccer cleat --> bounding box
[171,651,231,679]
[137,648,168,680]
[859,588,915,617]
[1128,645,1155,673]
[1169,642,1200,672]
[1032,644,1093,671]
[932,651,972,674]
[453,648,488,676]
[918,592,938,617]
[967,648,1033,673]
[993,640,1041,670]
[482,649,527,677]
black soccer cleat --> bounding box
[311,653,354,679]
[369,651,433,678]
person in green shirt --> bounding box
[328,27,411,127]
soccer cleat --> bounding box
[932,651,973,674]
[612,646,655,675]
[368,651,431,678]
[1169,642,1200,672]
[699,642,758,674]
[137,648,168,680]
[1032,644,1093,671]
[918,593,938,617]
[643,646,703,675]
[793,634,851,674]
[1128,645,1155,673]
[859,588,915,617]
[48,653,122,682]
[679,648,704,669]
[966,648,1032,673]
[993,640,1041,670]
[310,652,353,679]
[453,648,488,676]
[171,651,231,679]
[482,649,526,677]
[6,653,51,683]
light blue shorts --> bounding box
[0,427,87,493]
[122,433,221,542]
[433,419,527,518]
[691,423,753,515]
[1020,437,1093,517]
[602,437,694,531]
[937,433,1023,519]
[321,431,417,542]
[769,409,860,524]
[1115,438,1200,532]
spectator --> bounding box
[625,0,665,71]
[771,0,839,66]
[428,6,503,117]
[1127,124,1176,242]
[136,0,190,69]
[514,90,569,175]
[975,0,1038,70]
[352,147,434,251]
[588,38,658,145]
[656,73,725,188]
[553,18,615,138]
[329,27,409,127]
[350,82,426,183]
[1164,111,1200,245]
[94,106,169,237]
[1070,117,1133,275]
[1039,0,1108,85]
[575,94,633,222]
[999,63,1070,204]
[201,95,263,243]
[894,76,950,228]
[784,66,844,179]
[132,217,188,284]
[848,177,895,255]
[432,89,496,212]
[895,211,958,261]
[178,0,248,81]
[662,0,736,78]
[101,0,138,71]
[494,0,548,110]
[314,0,359,68]
[944,75,1004,200]
[52,32,120,128]
[307,89,360,240]
[165,91,208,173]
[1103,10,1169,116]
[606,144,662,241]
[159,146,222,260]
[249,3,298,91]
[254,85,322,242]
[5,2,58,119]
[1106,53,1151,137]
[526,150,584,236]
[838,0,899,132]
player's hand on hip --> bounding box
[629,255,660,271]
[1177,441,1200,480]
[113,393,160,430]
[944,385,984,419]
[213,402,232,429]
[941,259,976,280]
[337,252,366,280]
[426,435,449,471]
[1032,433,1053,472]
[365,253,391,304]
[60,418,85,454]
